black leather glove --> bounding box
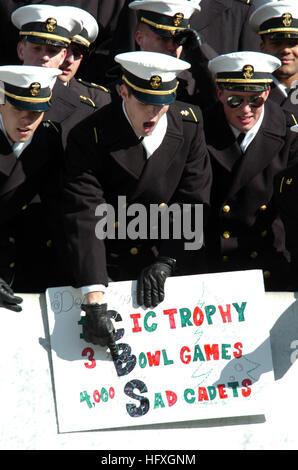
[81,302,119,360]
[174,28,204,50]
[0,278,23,312]
[137,257,176,308]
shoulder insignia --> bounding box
[180,107,199,123]
[284,110,298,127]
[279,175,293,194]
[93,127,99,144]
[80,95,96,108]
[235,0,251,5]
[291,113,298,126]
[91,83,110,93]
[43,120,60,133]
[77,78,110,93]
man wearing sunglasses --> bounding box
[249,1,298,117]
[203,51,298,291]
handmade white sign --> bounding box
[46,269,274,433]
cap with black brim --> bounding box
[129,0,201,38]
[0,65,62,112]
[11,4,83,48]
[208,51,281,92]
[115,50,190,106]
[249,1,298,39]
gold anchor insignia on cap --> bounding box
[242,64,254,80]
[46,17,57,33]
[150,75,162,90]
[173,12,184,27]
[282,12,293,27]
[29,82,41,96]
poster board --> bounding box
[46,269,274,433]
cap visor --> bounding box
[219,84,270,92]
[264,32,298,39]
[25,35,68,48]
[6,96,51,112]
[132,89,176,105]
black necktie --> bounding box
[237,132,246,146]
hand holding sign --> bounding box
[136,257,176,308]
[0,278,23,312]
[81,303,119,360]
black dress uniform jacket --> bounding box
[274,163,298,290]
[0,119,67,292]
[62,98,212,288]
[269,82,298,119]
[190,0,260,54]
[203,99,298,290]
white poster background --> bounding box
[46,270,274,433]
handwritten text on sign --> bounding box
[47,270,273,432]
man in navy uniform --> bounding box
[55,6,111,109]
[108,0,218,110]
[204,51,298,290]
[12,4,111,144]
[0,0,128,84]
[62,51,212,347]
[0,65,65,312]
[106,0,260,83]
[249,1,298,117]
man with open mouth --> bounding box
[61,50,212,351]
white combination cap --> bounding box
[115,50,190,104]
[208,51,281,91]
[129,0,201,37]
[57,6,99,48]
[249,1,298,38]
[11,4,83,47]
[0,65,62,111]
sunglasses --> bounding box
[226,95,265,109]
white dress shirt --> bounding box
[0,114,33,158]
